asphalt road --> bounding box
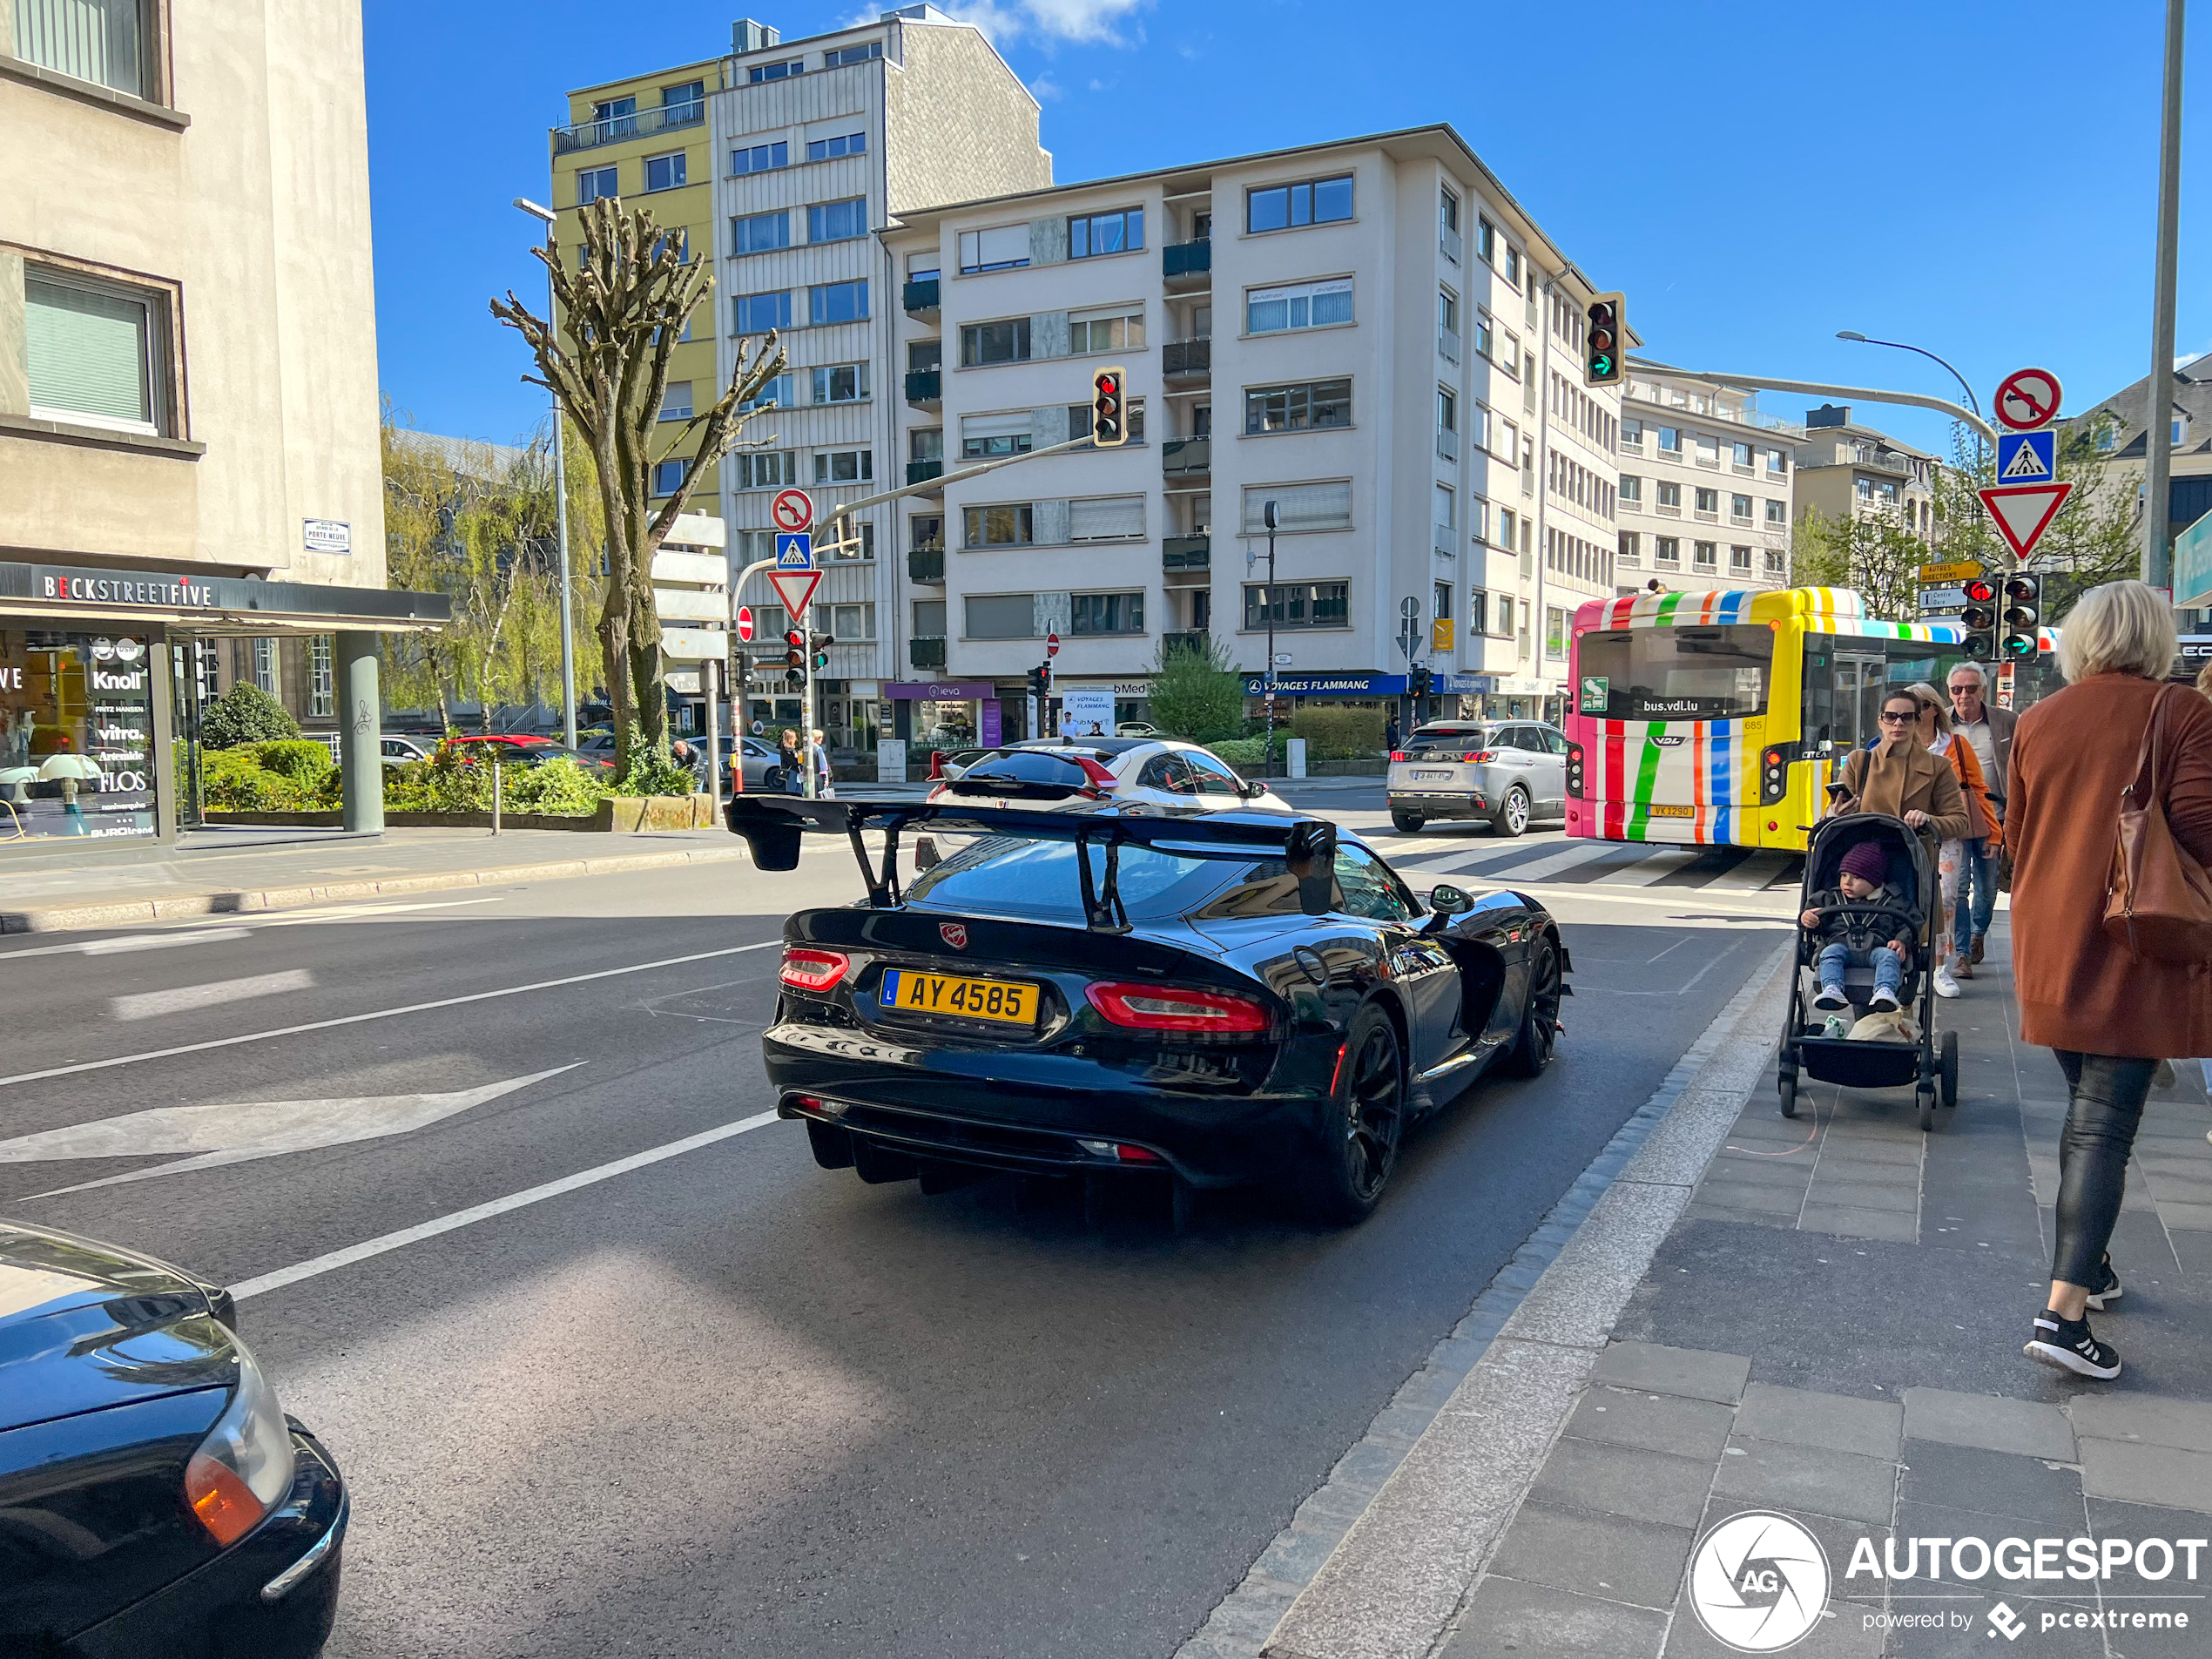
[0,810,1784,1658]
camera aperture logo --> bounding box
[1688,1511,1831,1652]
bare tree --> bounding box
[492,199,785,769]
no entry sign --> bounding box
[735,605,754,643]
[770,489,814,533]
[1995,368,2062,432]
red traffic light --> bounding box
[1963,578,1997,604]
[1090,367,1127,447]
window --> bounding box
[1854,476,1874,500]
[1241,481,1352,534]
[1069,496,1145,541]
[15,0,151,94]
[964,504,1035,547]
[907,339,942,374]
[1658,425,1683,455]
[749,58,803,82]
[1437,387,1458,434]
[1244,378,1351,435]
[1476,216,1496,265]
[1578,624,1773,719]
[813,448,872,484]
[1656,481,1681,510]
[1622,417,1644,447]
[1764,548,1787,575]
[1498,507,1517,550]
[808,279,868,325]
[1245,278,1353,334]
[1440,189,1460,234]
[1244,582,1350,630]
[1468,401,1492,451]
[808,198,868,242]
[811,363,869,404]
[577,165,619,205]
[1072,591,1144,634]
[733,450,795,489]
[1694,488,1718,516]
[914,599,947,637]
[830,603,878,642]
[1694,541,1718,570]
[1766,499,1787,528]
[1473,307,1495,360]
[309,637,334,718]
[1070,310,1144,353]
[822,41,881,67]
[663,79,705,113]
[1655,536,1680,567]
[25,271,165,435]
[732,210,789,253]
[1732,441,1755,469]
[1730,545,1753,573]
[659,381,692,422]
[961,317,1031,366]
[1495,594,1514,637]
[806,132,868,165]
[966,594,1036,637]
[1501,417,1520,462]
[1505,246,1521,285]
[1246,174,1354,233]
[1468,494,1488,544]
[1730,493,1753,523]
[1467,589,1487,637]
[732,290,791,334]
[643,151,686,192]
[961,410,1034,460]
[250,637,278,695]
[1433,483,1455,529]
[1618,531,1640,565]
[1434,581,1453,623]
[731,141,790,175]
[909,428,943,463]
[651,459,685,496]
[1696,433,1722,467]
[1069,208,1143,259]
[1619,474,1642,508]
[1767,448,1788,476]
[1438,289,1459,334]
[2175,412,2190,447]
[740,373,792,413]
[1545,606,1566,660]
[959,225,1032,273]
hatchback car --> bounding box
[1386,721,1569,837]
[927,738,1291,814]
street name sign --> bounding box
[1995,368,2062,431]
[774,532,813,570]
[768,570,821,619]
[1919,559,1986,583]
[770,489,814,532]
[1996,429,2057,482]
[1978,482,2073,560]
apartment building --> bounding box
[1791,404,1940,543]
[2,0,435,851]
[550,7,1049,747]
[1615,363,1798,594]
[2062,350,2212,560]
[878,125,1624,744]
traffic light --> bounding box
[810,631,834,671]
[1960,577,1999,662]
[1090,365,1128,448]
[1026,663,1053,698]
[1408,664,1433,699]
[1583,292,1625,387]
[2001,574,2042,660]
[783,627,806,686]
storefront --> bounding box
[1239,670,1494,722]
[884,680,1009,753]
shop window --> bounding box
[0,629,156,841]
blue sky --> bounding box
[368,0,2209,456]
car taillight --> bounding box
[1087,981,1270,1032]
[1471,749,1500,763]
[779,948,850,991]
[1390,750,1409,762]
[184,1335,296,1548]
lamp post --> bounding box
[1834,330,1986,472]
[1263,499,1278,779]
[2143,0,2186,590]
[514,197,579,749]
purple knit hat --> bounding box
[1839,841,1888,885]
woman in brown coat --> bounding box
[1829,691,1972,840]
[2009,580,2212,1380]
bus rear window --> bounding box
[1577,625,1773,720]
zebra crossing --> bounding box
[1386,833,1804,902]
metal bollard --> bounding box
[492,759,502,835]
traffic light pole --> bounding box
[1656,370,2002,453]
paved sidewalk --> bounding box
[1249,916,2212,1659]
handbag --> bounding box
[2103,683,2212,962]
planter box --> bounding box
[205,794,719,833]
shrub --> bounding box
[248,739,335,783]
[200,682,300,748]
[504,757,604,816]
[611,722,698,798]
[201,747,319,811]
[1148,634,1245,743]
[1207,735,1280,767]
[1289,706,1386,760]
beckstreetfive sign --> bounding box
[31,570,219,609]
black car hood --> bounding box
[0,1224,237,1435]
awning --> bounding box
[0,561,452,636]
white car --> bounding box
[925,738,1292,813]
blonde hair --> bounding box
[1907,681,1953,738]
[2195,659,2212,699]
[2060,579,2177,683]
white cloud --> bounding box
[1029,73,1065,101]
[937,0,1152,47]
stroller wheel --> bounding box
[1939,1029,1959,1109]
[1778,1075,1798,1119]
[1917,1084,1936,1133]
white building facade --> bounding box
[877,125,1624,750]
[1615,364,1799,594]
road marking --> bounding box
[111,968,317,1022]
[6,1064,583,1197]
[0,927,255,961]
[0,941,782,1089]
[1502,879,1793,919]
[1474,840,1616,883]
[1588,847,1702,887]
[228,1109,785,1302]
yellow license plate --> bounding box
[880,968,1039,1025]
[1648,803,1695,819]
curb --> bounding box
[1174,939,1793,1659]
[0,845,752,934]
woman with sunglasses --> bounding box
[1905,682,2002,999]
[1829,691,1971,847]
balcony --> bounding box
[1162,437,1211,476]
[1163,239,1212,286]
[905,369,941,406]
[906,458,945,488]
[1163,535,1210,577]
[902,277,941,315]
[907,544,945,583]
[553,99,703,154]
[909,636,948,670]
[1162,631,1210,658]
[1439,326,1460,365]
[1163,338,1211,380]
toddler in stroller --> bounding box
[1802,840,1913,1014]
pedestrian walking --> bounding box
[1386,712,1402,752]
[1828,691,1971,844]
[1946,663,2014,971]
[776,728,804,795]
[1906,682,2000,995]
[2008,581,2212,1380]
[810,727,833,799]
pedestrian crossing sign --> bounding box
[1996,429,2056,484]
[774,532,813,570]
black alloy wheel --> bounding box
[1305,1002,1406,1224]
[1494,786,1531,838]
[1501,937,1562,1077]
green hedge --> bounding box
[202,742,610,818]
[1289,706,1386,760]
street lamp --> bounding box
[1834,330,1986,472]
[1263,499,1278,779]
[515,196,579,749]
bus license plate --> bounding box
[880,968,1039,1025]
[1649,803,1695,819]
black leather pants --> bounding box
[2050,1050,2157,1288]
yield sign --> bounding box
[1979,482,2073,559]
[768,569,821,619]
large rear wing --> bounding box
[725,796,1338,928]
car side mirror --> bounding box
[1427,883,1475,916]
[1240,779,1267,799]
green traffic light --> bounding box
[2001,633,2036,659]
[1591,354,1614,376]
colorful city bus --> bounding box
[1562,587,2002,853]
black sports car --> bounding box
[727,794,1570,1222]
[0,1223,347,1657]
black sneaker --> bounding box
[2026,1310,2121,1379]
[2086,1256,2123,1311]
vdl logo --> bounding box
[1687,1511,1831,1652]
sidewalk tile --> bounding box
[1797,1203,1918,1243]
[1884,1592,2106,1656]
[2078,1437,2212,1514]
[1591,1343,1751,1406]
[1699,1157,1817,1190]
[1737,1384,1903,1460]
[2069,1394,2212,1455]
[1897,1440,2087,1529]
[1801,1179,1919,1215]
[1440,1576,1668,1659]
[1815,1140,1924,1168]
[1566,1387,1737,1462]
[1532,1437,1716,1531]
[1689,1499,1887,1608]
[2168,1229,2212,1278]
[1901,1389,2075,1460]
[1485,1501,1695,1609]
[2154,1199,2212,1231]
[1710,1434,1897,1526]
[1662,1606,1883,1657]
[1892,1499,2093,1592]
[1689,1177,1804,1215]
[1684,1201,1796,1228]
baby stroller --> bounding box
[1777,813,1959,1131]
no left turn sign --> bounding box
[770,489,814,533]
[1995,368,2062,432]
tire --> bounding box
[805,1119,854,1170]
[1303,1001,1406,1225]
[1778,1075,1797,1120]
[1501,937,1563,1078]
[1391,812,1426,833]
[1492,786,1532,838]
[1917,1085,1936,1133]
[1939,1029,1959,1109]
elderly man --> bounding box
[1947,662,2017,973]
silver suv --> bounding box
[1386,721,1568,837]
